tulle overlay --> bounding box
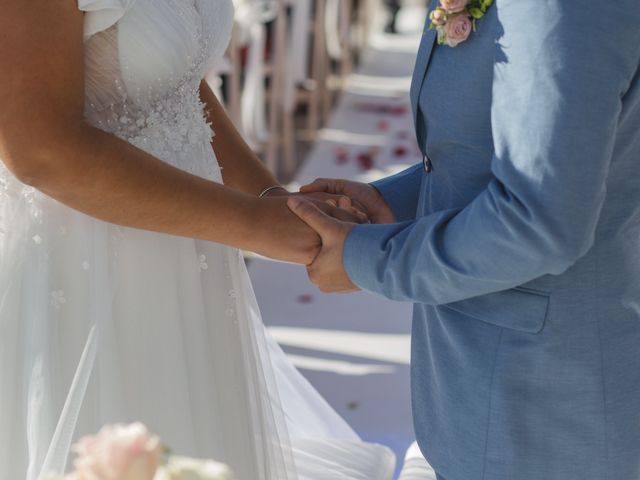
[0,0,395,479]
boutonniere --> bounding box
[427,0,493,47]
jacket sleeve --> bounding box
[343,0,640,305]
[370,163,424,222]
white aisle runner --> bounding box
[248,15,437,480]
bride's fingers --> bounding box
[335,201,369,222]
[348,198,368,215]
[322,194,364,214]
[350,208,370,224]
[297,191,365,214]
[315,202,366,223]
[320,197,360,215]
[331,206,369,224]
[325,201,368,223]
[337,196,352,209]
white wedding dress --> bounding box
[0,1,396,479]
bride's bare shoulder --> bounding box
[0,0,85,182]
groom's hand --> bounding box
[287,196,360,293]
[300,179,396,224]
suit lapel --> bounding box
[410,2,438,130]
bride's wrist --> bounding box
[247,195,281,232]
[226,194,270,252]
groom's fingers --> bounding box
[299,179,328,193]
[300,178,344,195]
[287,196,339,238]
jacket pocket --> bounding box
[439,286,550,334]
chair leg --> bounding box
[321,61,332,124]
[340,0,355,80]
[266,0,288,176]
[282,109,297,178]
[308,0,327,136]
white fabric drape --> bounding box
[397,443,437,480]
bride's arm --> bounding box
[198,82,369,223]
[198,81,282,196]
[0,1,318,264]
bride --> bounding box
[0,0,396,479]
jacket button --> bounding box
[423,155,433,173]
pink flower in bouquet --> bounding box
[439,0,468,14]
[444,14,473,46]
[71,423,161,480]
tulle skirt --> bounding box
[0,139,395,480]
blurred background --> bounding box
[206,1,429,477]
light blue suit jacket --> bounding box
[342,1,640,479]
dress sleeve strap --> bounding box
[77,0,136,40]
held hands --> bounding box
[264,186,369,224]
[257,179,394,292]
[252,189,370,265]
[283,178,395,293]
[287,196,360,293]
[300,178,396,224]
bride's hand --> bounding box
[249,196,323,265]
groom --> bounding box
[288,1,640,479]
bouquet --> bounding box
[49,423,235,480]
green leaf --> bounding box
[469,7,484,19]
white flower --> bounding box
[72,423,161,480]
[51,290,67,309]
[155,456,235,480]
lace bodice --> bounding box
[82,0,234,176]
[0,0,235,260]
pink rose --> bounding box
[444,14,472,47]
[71,423,161,480]
[429,7,447,27]
[439,0,468,14]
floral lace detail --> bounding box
[51,290,67,309]
[88,87,219,180]
[82,0,228,181]
[198,253,209,271]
